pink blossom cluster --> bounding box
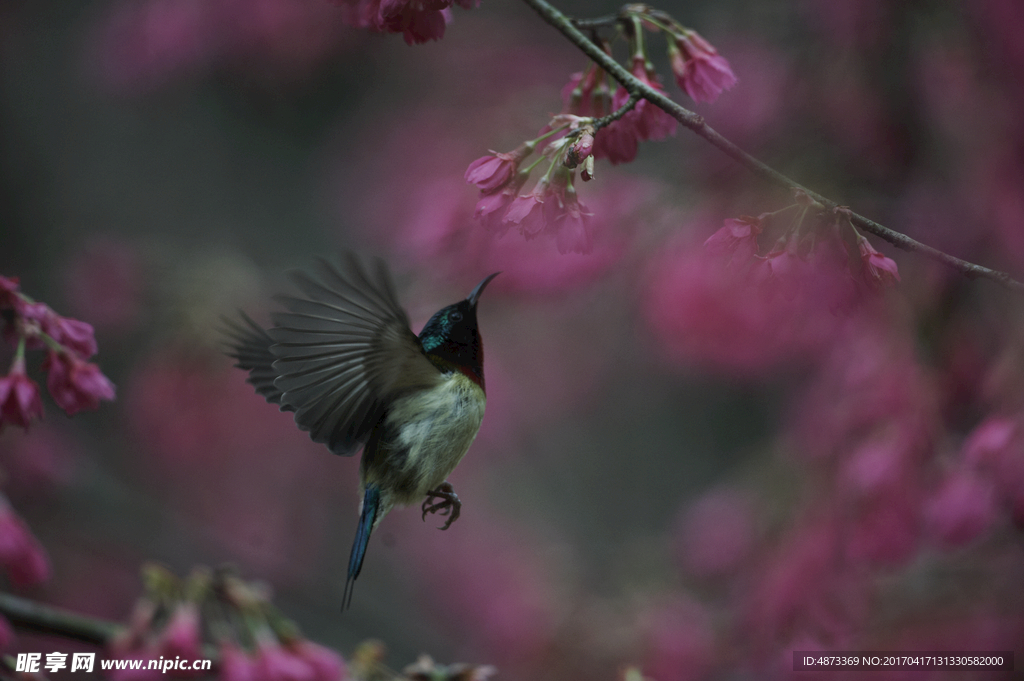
[466,142,596,255]
[0,275,115,432]
[558,58,677,167]
[619,6,737,104]
[703,210,900,297]
[387,153,645,292]
[110,565,346,681]
[644,210,901,376]
[658,325,1024,674]
[335,0,479,45]
[732,326,1022,664]
[460,14,734,256]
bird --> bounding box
[223,253,499,609]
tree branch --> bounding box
[521,0,1024,293]
[594,94,641,130]
[0,592,121,646]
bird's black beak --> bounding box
[467,272,501,308]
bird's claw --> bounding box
[421,482,461,530]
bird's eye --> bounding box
[450,311,463,322]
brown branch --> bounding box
[521,0,1024,293]
[594,93,641,130]
[0,591,121,646]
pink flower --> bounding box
[159,602,202,659]
[644,244,788,375]
[761,228,861,312]
[544,180,593,254]
[559,68,647,165]
[704,215,763,262]
[468,177,644,294]
[551,206,591,255]
[17,303,99,359]
[363,0,452,45]
[564,126,594,168]
[45,316,99,360]
[42,351,116,416]
[623,57,677,141]
[671,30,738,103]
[0,500,51,587]
[839,435,911,496]
[761,244,807,299]
[220,642,259,681]
[475,189,514,231]
[923,468,998,548]
[591,59,675,165]
[289,641,345,681]
[561,69,611,119]
[592,114,641,165]
[962,416,1018,468]
[465,149,527,193]
[0,358,43,431]
[502,188,549,238]
[857,236,900,290]
[474,175,522,234]
[256,639,317,681]
[9,301,49,351]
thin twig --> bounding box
[594,94,641,130]
[521,0,1024,293]
[570,13,620,30]
[0,592,121,646]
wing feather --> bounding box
[222,313,290,409]
[264,254,439,456]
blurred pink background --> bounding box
[1,0,1023,678]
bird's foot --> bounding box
[421,481,461,530]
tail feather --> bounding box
[343,484,380,611]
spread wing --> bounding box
[265,254,439,456]
[223,312,289,408]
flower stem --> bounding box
[529,123,571,148]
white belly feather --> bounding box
[385,372,486,502]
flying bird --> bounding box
[225,254,499,608]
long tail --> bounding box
[343,484,380,611]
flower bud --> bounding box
[563,126,595,169]
[581,154,595,182]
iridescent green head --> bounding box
[418,272,500,387]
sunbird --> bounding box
[225,254,499,608]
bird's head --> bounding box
[418,272,500,386]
